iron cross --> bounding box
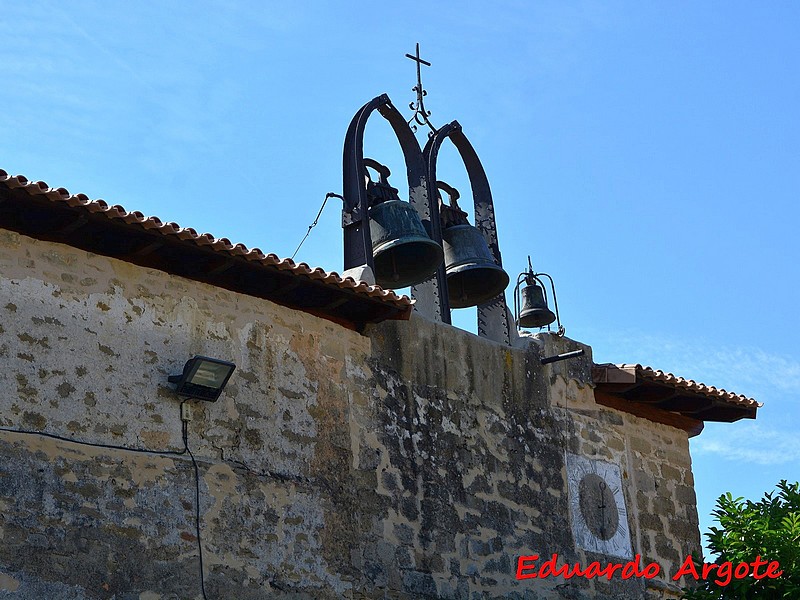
[405,43,431,69]
[405,43,435,133]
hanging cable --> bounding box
[290,192,343,260]
[180,405,209,600]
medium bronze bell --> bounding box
[370,200,443,288]
[438,181,509,308]
[443,225,510,308]
[518,282,556,328]
[366,159,443,288]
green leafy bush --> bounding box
[681,480,800,599]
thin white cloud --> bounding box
[588,329,800,400]
[692,423,800,466]
[585,327,800,468]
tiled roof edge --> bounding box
[599,362,761,408]
[0,169,413,310]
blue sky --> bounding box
[3,1,799,556]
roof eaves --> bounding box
[0,169,413,322]
[591,362,760,428]
[616,363,761,409]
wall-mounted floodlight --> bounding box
[168,356,236,402]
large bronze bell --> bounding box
[366,160,443,288]
[370,200,443,288]
[438,182,509,308]
[518,282,556,328]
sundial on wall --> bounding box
[566,453,632,559]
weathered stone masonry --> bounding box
[1,228,701,599]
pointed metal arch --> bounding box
[341,94,435,277]
[414,120,511,344]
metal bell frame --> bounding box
[412,120,513,345]
[342,94,439,288]
[513,256,565,336]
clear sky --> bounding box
[3,1,799,556]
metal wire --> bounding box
[290,192,342,261]
[0,405,208,597]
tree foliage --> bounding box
[682,480,800,599]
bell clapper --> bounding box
[391,253,400,282]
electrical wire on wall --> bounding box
[180,402,209,600]
[0,401,209,600]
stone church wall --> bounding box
[0,228,699,599]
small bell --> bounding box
[514,257,564,334]
[518,283,556,328]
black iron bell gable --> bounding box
[340,95,512,343]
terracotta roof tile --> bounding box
[591,362,759,432]
[595,363,761,409]
[0,169,412,314]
